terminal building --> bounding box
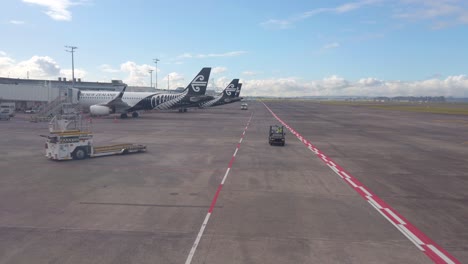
[0,77,126,110]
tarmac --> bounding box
[0,101,467,263]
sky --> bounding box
[1,0,468,97]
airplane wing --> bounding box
[189,95,215,103]
[100,85,131,112]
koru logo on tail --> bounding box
[225,84,237,96]
[191,75,207,92]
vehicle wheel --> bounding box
[73,148,87,160]
[132,112,139,118]
[120,113,128,119]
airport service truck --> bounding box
[42,116,146,160]
[269,125,286,146]
[0,102,15,117]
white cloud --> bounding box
[323,42,340,49]
[396,0,459,19]
[209,76,231,91]
[0,51,89,80]
[261,0,467,30]
[358,77,383,86]
[176,51,247,60]
[0,53,61,78]
[98,64,120,73]
[260,19,293,29]
[242,71,258,76]
[335,0,381,13]
[162,72,185,89]
[322,75,349,88]
[22,0,88,21]
[1,53,466,97]
[120,61,155,86]
[261,0,381,29]
[9,20,26,25]
[177,53,193,59]
[0,56,15,69]
[395,0,468,28]
[459,12,468,23]
[60,68,87,79]
[199,51,247,58]
[212,67,227,74]
[240,75,468,97]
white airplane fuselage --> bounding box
[78,91,155,109]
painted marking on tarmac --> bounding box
[262,102,460,264]
[185,113,253,264]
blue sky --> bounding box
[1,0,468,97]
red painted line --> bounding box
[208,184,223,213]
[228,156,236,168]
[263,102,459,264]
[422,245,442,264]
[185,113,253,264]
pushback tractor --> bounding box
[42,115,146,161]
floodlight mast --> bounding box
[153,58,160,89]
[148,69,154,88]
[65,45,78,87]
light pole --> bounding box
[65,45,78,87]
[148,69,154,88]
[153,58,159,89]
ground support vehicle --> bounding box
[0,112,10,121]
[42,116,146,160]
[269,125,285,146]
[0,102,15,117]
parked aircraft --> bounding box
[235,83,242,98]
[198,80,243,108]
[77,68,212,118]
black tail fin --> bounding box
[105,85,127,106]
[235,83,242,97]
[222,79,239,98]
[185,67,211,96]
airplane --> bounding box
[76,67,212,118]
[197,80,243,108]
[235,83,243,99]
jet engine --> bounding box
[90,105,112,116]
